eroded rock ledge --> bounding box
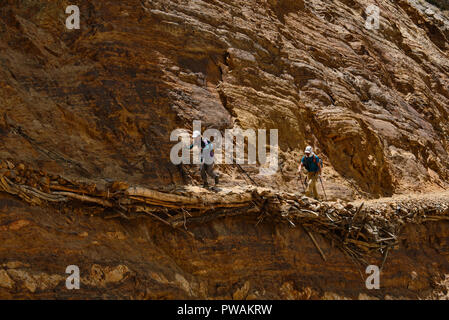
[1,159,448,300]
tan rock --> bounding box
[4,261,30,269]
[6,270,37,293]
[0,270,14,289]
[105,231,126,240]
[104,265,130,283]
[86,264,131,287]
[232,281,250,300]
[358,293,380,300]
[7,219,31,231]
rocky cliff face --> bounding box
[1,0,448,198]
[0,179,448,299]
[0,0,448,299]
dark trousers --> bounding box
[200,163,217,184]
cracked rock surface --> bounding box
[0,0,448,299]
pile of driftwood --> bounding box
[1,160,448,268]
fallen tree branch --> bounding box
[52,191,113,207]
[303,225,327,262]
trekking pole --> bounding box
[319,175,328,201]
[236,164,259,187]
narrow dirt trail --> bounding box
[351,190,449,209]
[1,160,448,299]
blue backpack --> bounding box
[301,154,322,172]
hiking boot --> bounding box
[203,182,209,188]
[214,175,219,185]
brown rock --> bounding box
[0,270,14,289]
[0,0,448,301]
[232,281,250,300]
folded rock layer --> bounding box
[0,0,448,299]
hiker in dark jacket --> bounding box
[190,130,219,188]
[297,146,322,199]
